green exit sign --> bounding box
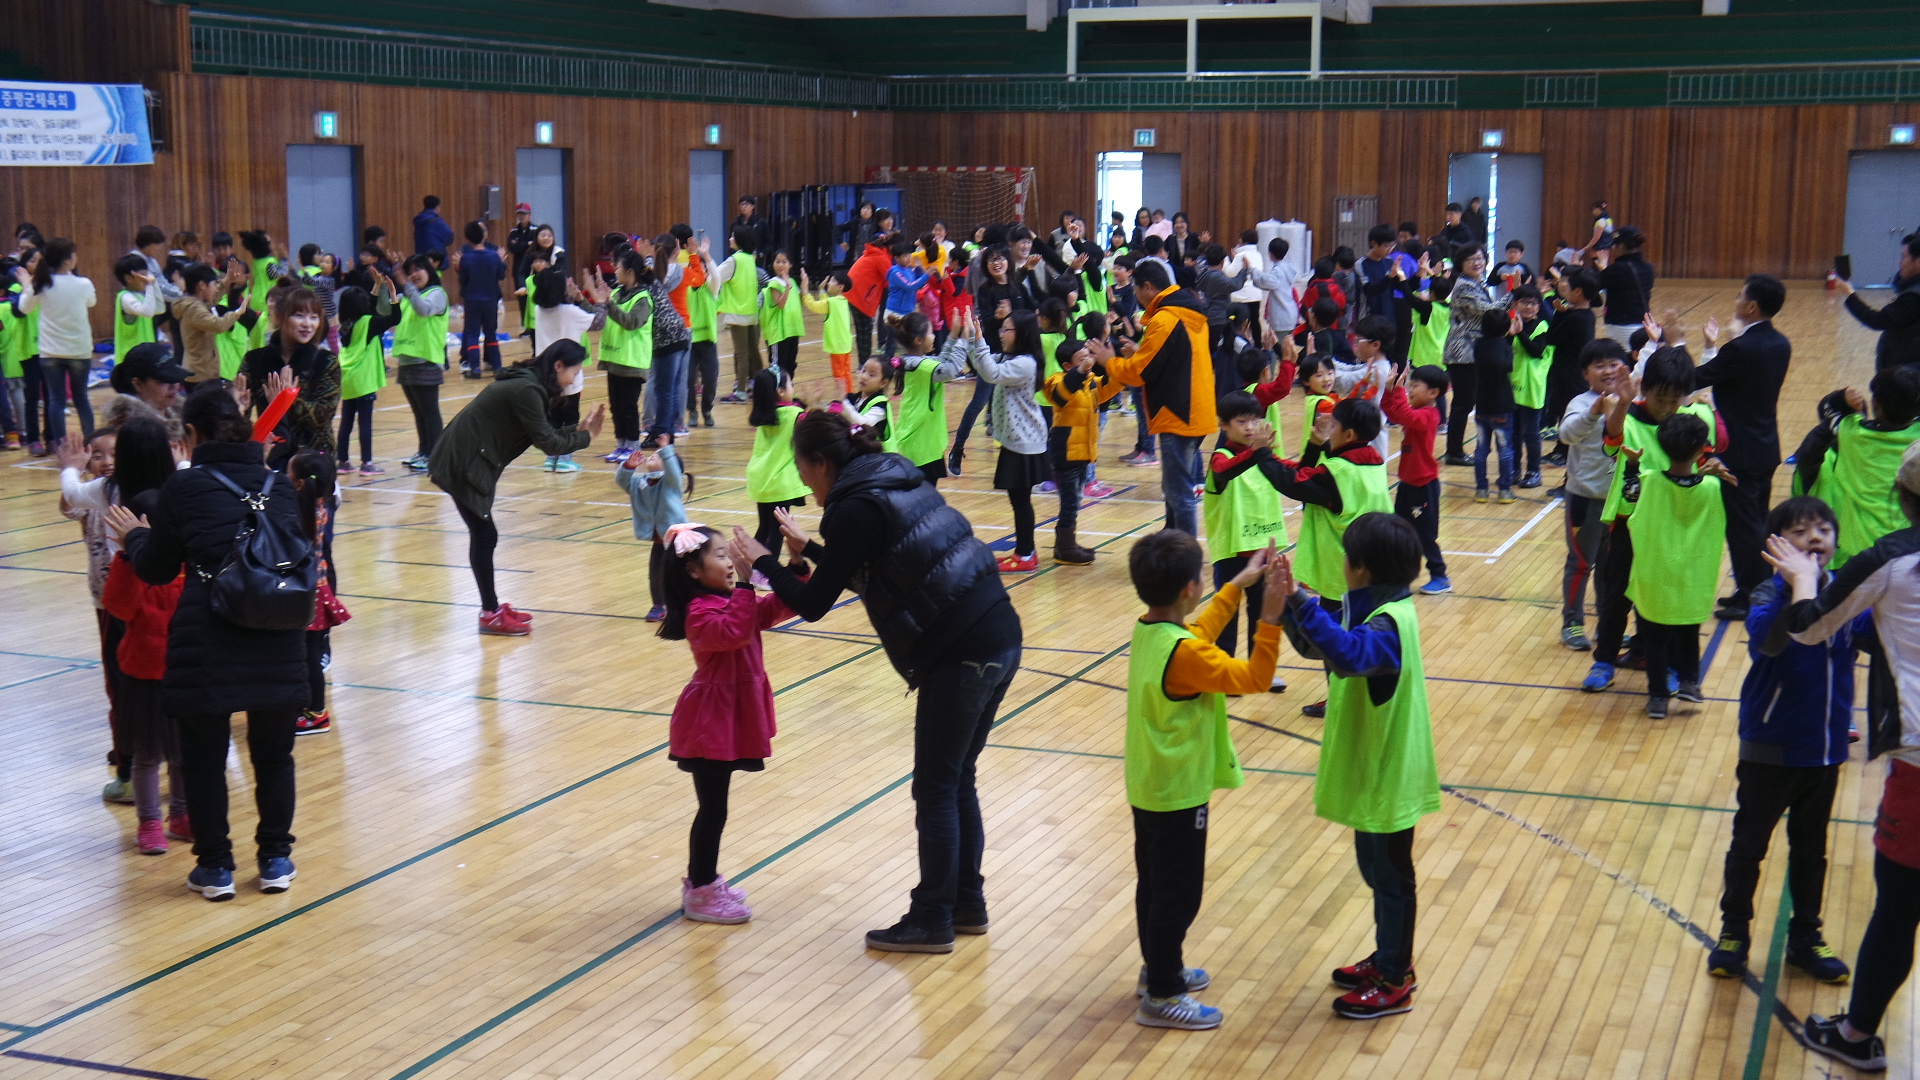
[313,112,338,138]
[705,124,722,145]
[1133,128,1156,148]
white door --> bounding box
[1095,151,1143,245]
[515,148,568,263]
[1844,152,1920,287]
[285,144,358,264]
[689,150,729,254]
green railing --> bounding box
[188,13,1920,112]
[189,14,888,109]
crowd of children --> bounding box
[31,203,1920,1072]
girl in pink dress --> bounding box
[657,522,807,923]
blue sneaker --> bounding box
[1136,993,1222,1030]
[1580,661,1615,693]
[187,865,235,901]
[258,856,297,894]
[1417,577,1452,595]
[1663,670,1679,695]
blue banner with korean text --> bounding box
[0,81,152,166]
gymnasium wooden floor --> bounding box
[0,280,1908,1080]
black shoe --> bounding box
[1544,449,1568,468]
[1715,602,1750,622]
[954,910,990,935]
[1517,471,1542,489]
[1621,649,1647,671]
[865,918,955,954]
[1706,935,1749,978]
[1646,696,1669,719]
[462,370,483,380]
[1786,934,1852,984]
[703,413,716,428]
[1443,453,1474,467]
[1302,700,1326,719]
[1803,1013,1887,1071]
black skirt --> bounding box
[993,448,1051,492]
[672,755,766,775]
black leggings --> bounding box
[688,767,732,888]
[305,630,329,713]
[1850,851,1920,1033]
[401,382,442,459]
[649,539,666,608]
[1007,485,1036,557]
[456,502,501,611]
[687,340,719,419]
[756,499,802,551]
[769,336,798,379]
[607,372,646,443]
[338,393,376,464]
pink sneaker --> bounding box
[682,876,751,924]
[166,814,193,842]
[1083,480,1116,500]
[137,819,168,855]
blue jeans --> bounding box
[908,644,1021,930]
[952,376,994,459]
[1513,404,1542,476]
[1474,414,1515,492]
[40,355,94,440]
[647,344,689,433]
[1158,431,1203,535]
[460,300,501,373]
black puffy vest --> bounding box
[824,453,1000,685]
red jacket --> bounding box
[668,584,799,762]
[101,553,182,680]
[1381,386,1440,487]
[846,242,893,319]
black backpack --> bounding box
[201,469,319,631]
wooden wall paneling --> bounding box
[1784,105,1857,281]
[4,0,188,85]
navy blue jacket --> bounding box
[457,244,507,304]
[1744,573,1861,767]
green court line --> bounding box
[0,740,675,1052]
[1741,880,1796,1080]
[1,643,886,1051]
[390,640,1126,1079]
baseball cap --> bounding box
[110,343,189,393]
[514,203,532,214]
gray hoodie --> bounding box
[1558,390,1615,499]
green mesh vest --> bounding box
[1126,618,1244,812]
[1626,471,1726,625]
[1202,446,1288,562]
[1315,596,1440,833]
[1295,455,1391,598]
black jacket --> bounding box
[125,440,310,716]
[1474,334,1517,417]
[755,452,1015,686]
[1599,252,1656,327]
[1693,320,1790,473]
[1845,276,1920,372]
[244,336,342,467]
[1165,233,1200,265]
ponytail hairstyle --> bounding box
[917,231,940,263]
[1080,242,1105,292]
[181,382,252,444]
[517,339,587,414]
[1003,308,1043,365]
[894,310,933,362]
[655,524,725,641]
[33,237,73,293]
[791,406,884,472]
[286,449,338,542]
[334,285,374,333]
[110,416,175,508]
[618,247,655,288]
[748,365,791,427]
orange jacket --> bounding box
[1044,365,1127,462]
[1103,287,1215,438]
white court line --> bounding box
[1473,497,1562,564]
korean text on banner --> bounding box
[0,81,153,166]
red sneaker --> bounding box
[495,603,534,625]
[294,710,332,736]
[996,552,1038,573]
[1332,974,1416,1019]
[136,819,168,855]
[1331,955,1418,992]
[166,814,193,842]
[479,608,531,636]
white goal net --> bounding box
[864,166,1034,239]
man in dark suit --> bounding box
[1837,233,1920,371]
[1692,273,1791,621]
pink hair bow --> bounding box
[663,522,710,556]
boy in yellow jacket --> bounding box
[1045,336,1126,565]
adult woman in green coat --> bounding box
[429,339,606,636]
